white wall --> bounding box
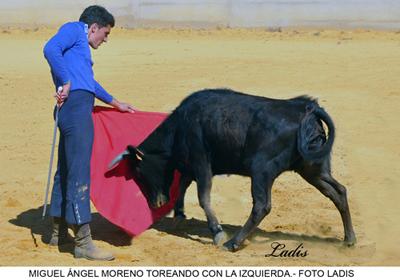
[1,0,399,29]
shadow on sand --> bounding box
[152,216,342,248]
[8,205,133,257]
[9,206,342,256]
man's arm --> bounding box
[44,23,79,103]
[94,80,114,104]
[95,80,135,113]
[43,23,79,87]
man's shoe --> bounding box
[73,223,114,261]
[49,217,73,246]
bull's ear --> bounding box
[127,145,144,161]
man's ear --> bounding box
[88,23,99,33]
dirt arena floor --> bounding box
[0,27,399,266]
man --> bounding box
[43,5,134,261]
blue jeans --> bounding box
[49,90,95,225]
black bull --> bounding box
[111,89,356,251]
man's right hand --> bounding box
[55,82,70,105]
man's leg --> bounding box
[48,134,72,246]
[62,101,113,261]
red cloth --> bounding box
[90,106,180,236]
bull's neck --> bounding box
[138,113,177,157]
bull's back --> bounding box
[177,89,311,119]
[173,89,312,174]
[176,89,310,136]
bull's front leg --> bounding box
[195,166,228,246]
[173,175,192,225]
[223,172,273,252]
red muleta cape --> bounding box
[90,106,180,236]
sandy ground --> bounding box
[0,27,399,266]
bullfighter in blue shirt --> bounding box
[43,5,135,261]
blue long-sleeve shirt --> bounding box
[43,21,114,103]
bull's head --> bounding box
[109,145,173,208]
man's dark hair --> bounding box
[79,5,115,28]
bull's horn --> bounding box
[136,148,144,158]
[108,149,130,170]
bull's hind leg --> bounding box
[194,164,227,246]
[223,171,273,252]
[298,164,356,246]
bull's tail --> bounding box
[297,103,335,164]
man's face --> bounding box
[88,23,111,49]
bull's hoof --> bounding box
[344,235,356,247]
[173,211,186,219]
[213,231,228,246]
[222,239,240,252]
[171,214,186,228]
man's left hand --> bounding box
[117,102,136,113]
[109,98,136,113]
